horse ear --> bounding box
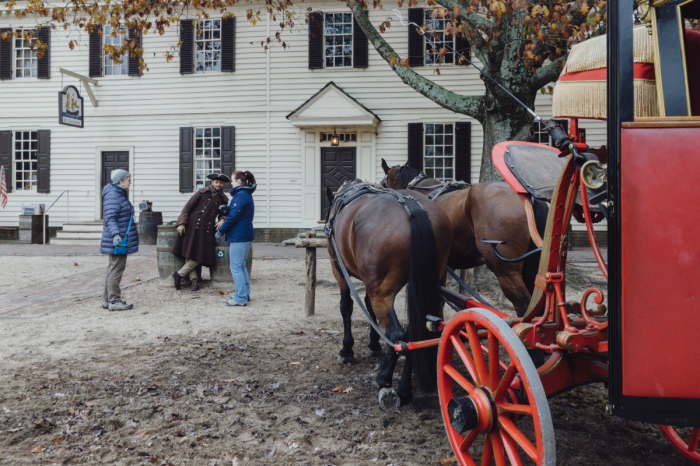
[402,162,409,167]
[381,158,390,174]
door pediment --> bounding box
[287,82,381,130]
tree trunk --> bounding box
[478,99,536,183]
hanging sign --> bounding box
[58,85,84,128]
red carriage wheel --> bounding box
[659,426,700,463]
[437,308,555,465]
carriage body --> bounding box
[430,0,700,463]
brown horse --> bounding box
[382,160,547,318]
[327,181,452,406]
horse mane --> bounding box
[398,165,422,187]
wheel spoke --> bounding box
[444,364,476,392]
[499,416,537,461]
[460,429,479,452]
[689,428,700,452]
[489,429,508,466]
[497,403,533,416]
[450,334,481,385]
[493,362,517,402]
[481,434,493,466]
[466,323,489,387]
[488,333,500,391]
[499,428,525,466]
[481,342,508,373]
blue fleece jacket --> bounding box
[218,184,256,243]
[100,184,139,255]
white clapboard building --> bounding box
[0,1,605,243]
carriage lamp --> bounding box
[330,128,340,147]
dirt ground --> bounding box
[0,251,691,465]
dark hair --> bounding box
[233,170,256,186]
[398,165,421,186]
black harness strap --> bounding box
[445,266,495,308]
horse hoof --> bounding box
[378,387,401,411]
[337,355,355,364]
[365,348,383,358]
[399,392,413,406]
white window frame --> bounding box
[324,12,354,68]
[423,123,455,181]
[195,19,222,72]
[533,119,569,146]
[103,25,129,76]
[194,127,222,189]
[13,130,39,192]
[14,29,38,79]
[424,10,455,66]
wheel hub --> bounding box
[448,387,498,434]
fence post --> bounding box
[305,232,317,317]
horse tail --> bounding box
[406,205,442,394]
[522,198,549,295]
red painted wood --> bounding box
[621,127,700,398]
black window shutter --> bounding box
[89,25,102,78]
[179,127,194,193]
[308,12,324,70]
[221,126,235,189]
[37,130,50,193]
[352,16,368,69]
[0,130,11,193]
[180,20,194,75]
[407,122,424,171]
[454,28,471,65]
[455,122,472,183]
[0,28,13,81]
[128,27,141,77]
[408,8,424,67]
[221,17,235,72]
[37,27,50,79]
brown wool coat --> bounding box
[172,188,229,267]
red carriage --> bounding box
[397,1,700,463]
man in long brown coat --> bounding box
[171,173,230,291]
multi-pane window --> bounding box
[104,26,129,76]
[195,20,221,72]
[424,10,454,65]
[424,124,454,181]
[324,13,353,67]
[320,132,356,142]
[532,119,569,146]
[14,131,38,191]
[15,30,38,78]
[194,127,221,189]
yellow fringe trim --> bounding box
[563,25,654,74]
[552,79,659,119]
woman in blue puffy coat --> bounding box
[216,170,256,306]
[100,169,139,311]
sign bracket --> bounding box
[59,68,98,107]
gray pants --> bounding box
[178,259,200,280]
[103,254,127,304]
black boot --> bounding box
[172,272,182,290]
[191,278,199,292]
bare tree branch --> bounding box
[532,54,567,90]
[350,1,484,121]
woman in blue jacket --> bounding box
[216,171,256,306]
[100,169,139,311]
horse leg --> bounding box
[365,294,383,358]
[396,352,414,406]
[337,287,356,364]
[374,303,406,409]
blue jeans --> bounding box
[229,241,251,304]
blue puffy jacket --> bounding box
[218,184,256,243]
[100,184,139,255]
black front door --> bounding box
[321,147,356,218]
[101,151,129,216]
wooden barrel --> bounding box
[156,223,185,285]
[137,211,163,245]
[211,242,253,285]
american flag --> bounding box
[1,165,7,210]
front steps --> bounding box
[53,222,103,246]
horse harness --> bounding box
[402,169,471,201]
[324,180,427,350]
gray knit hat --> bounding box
[111,169,129,185]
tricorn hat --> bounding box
[207,173,231,183]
